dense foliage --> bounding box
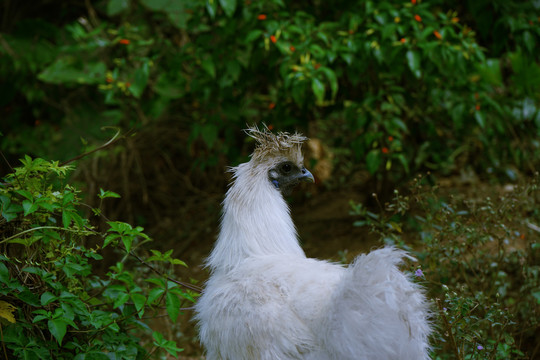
[0,158,195,359]
[1,0,539,179]
[351,174,540,359]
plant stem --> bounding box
[0,226,96,244]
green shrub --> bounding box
[351,174,540,359]
[0,157,195,359]
[1,0,539,179]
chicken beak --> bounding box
[300,168,315,183]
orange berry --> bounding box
[382,147,389,154]
[268,102,276,110]
[270,35,277,43]
[400,38,406,43]
[451,17,459,23]
[434,31,442,40]
[388,136,394,142]
[475,104,481,111]
[268,124,274,130]
[257,14,266,20]
[119,39,130,45]
[414,14,422,22]
[289,45,295,52]
[411,0,417,4]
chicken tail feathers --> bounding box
[320,247,432,360]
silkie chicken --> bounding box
[194,127,431,360]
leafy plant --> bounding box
[350,174,540,359]
[0,157,196,359]
[1,0,539,180]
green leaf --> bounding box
[170,287,195,302]
[171,258,187,267]
[145,277,166,287]
[406,50,421,79]
[2,211,18,222]
[74,352,111,360]
[62,261,89,277]
[245,30,263,43]
[340,53,354,65]
[166,291,180,323]
[319,67,338,99]
[48,318,67,344]
[62,210,72,228]
[201,58,216,78]
[153,331,165,344]
[38,58,106,85]
[15,190,33,200]
[311,77,325,105]
[17,289,40,306]
[474,110,485,128]
[41,292,57,306]
[129,64,149,98]
[22,266,46,276]
[33,314,49,323]
[218,0,236,17]
[140,0,190,29]
[107,0,129,16]
[201,124,218,149]
[532,290,540,304]
[62,191,75,207]
[131,293,146,317]
[206,0,218,18]
[107,221,133,233]
[98,189,121,199]
[389,118,409,133]
[121,235,133,252]
[152,331,183,357]
[366,149,382,174]
[0,262,9,283]
[148,288,165,304]
[103,233,120,248]
[478,58,502,86]
[22,200,39,216]
[397,154,410,174]
[522,31,534,54]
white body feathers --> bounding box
[194,129,431,359]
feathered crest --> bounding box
[245,125,307,163]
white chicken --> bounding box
[194,127,431,360]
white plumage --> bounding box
[194,127,431,360]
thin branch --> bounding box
[436,298,462,360]
[129,251,202,293]
[60,127,130,166]
[0,33,17,59]
[0,226,96,245]
[0,324,8,360]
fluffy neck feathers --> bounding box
[206,161,306,273]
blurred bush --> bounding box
[1,0,539,181]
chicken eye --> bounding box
[281,163,292,173]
